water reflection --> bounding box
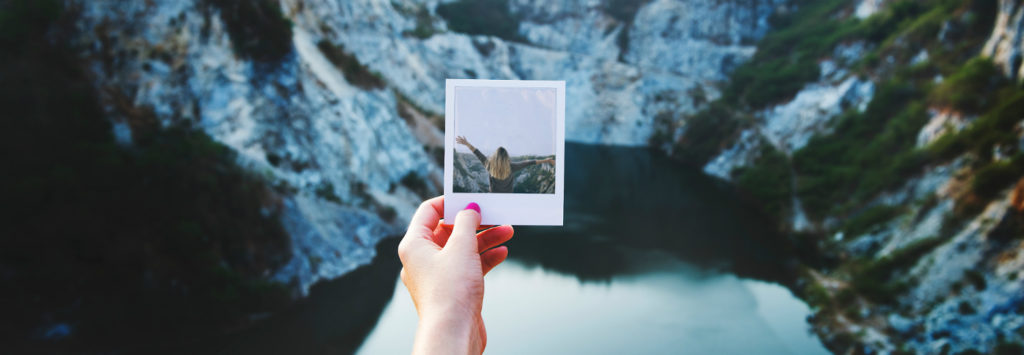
[358,144,826,354]
[203,144,826,354]
[359,254,827,354]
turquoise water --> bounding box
[358,144,828,354]
[359,255,827,354]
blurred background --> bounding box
[3,0,1023,353]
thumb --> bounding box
[446,202,481,254]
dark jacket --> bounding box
[473,148,535,193]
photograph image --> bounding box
[452,86,557,194]
[9,0,1024,354]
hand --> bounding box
[540,158,555,165]
[455,136,472,149]
[398,197,514,355]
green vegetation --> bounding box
[794,83,930,220]
[733,144,793,220]
[724,0,867,108]
[2,1,290,343]
[601,0,650,61]
[840,205,906,237]
[317,40,386,90]
[849,236,944,304]
[929,57,1008,114]
[399,4,437,39]
[673,102,748,166]
[437,0,525,42]
[204,0,293,63]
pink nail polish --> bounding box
[465,202,480,213]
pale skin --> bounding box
[455,136,555,165]
[398,197,515,355]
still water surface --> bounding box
[359,144,828,354]
[204,144,828,354]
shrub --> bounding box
[673,102,746,166]
[841,205,905,237]
[734,144,793,220]
[724,0,860,108]
[971,155,1024,198]
[850,236,943,303]
[437,0,525,42]
[402,6,436,39]
[317,40,386,90]
[793,82,929,220]
[930,57,1008,113]
[205,0,293,63]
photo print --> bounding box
[443,79,565,226]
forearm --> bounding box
[413,313,479,355]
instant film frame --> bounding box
[444,79,565,226]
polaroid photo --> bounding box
[443,79,565,226]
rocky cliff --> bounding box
[71,0,786,294]
[63,0,1024,352]
[677,0,1024,353]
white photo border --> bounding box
[444,79,565,226]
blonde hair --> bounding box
[486,147,511,180]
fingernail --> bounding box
[464,202,480,214]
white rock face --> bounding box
[702,129,760,180]
[982,0,1024,80]
[74,0,436,294]
[303,0,783,145]
[916,108,973,147]
[74,0,787,291]
[626,0,782,81]
[854,0,885,19]
[703,58,875,181]
[759,61,875,154]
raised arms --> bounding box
[457,136,488,165]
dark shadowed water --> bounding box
[205,143,828,354]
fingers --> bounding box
[476,225,513,253]
[398,196,444,261]
[445,205,481,254]
[406,196,444,238]
[481,246,508,276]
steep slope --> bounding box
[666,0,1024,352]
[70,0,792,294]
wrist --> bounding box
[415,311,476,354]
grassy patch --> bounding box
[793,81,930,220]
[849,236,944,304]
[841,205,906,237]
[971,154,1024,198]
[724,0,865,108]
[930,58,1009,114]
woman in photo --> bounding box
[456,136,554,193]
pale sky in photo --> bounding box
[454,86,556,157]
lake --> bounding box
[204,143,828,354]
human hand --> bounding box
[540,158,555,165]
[455,136,471,148]
[398,197,514,355]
